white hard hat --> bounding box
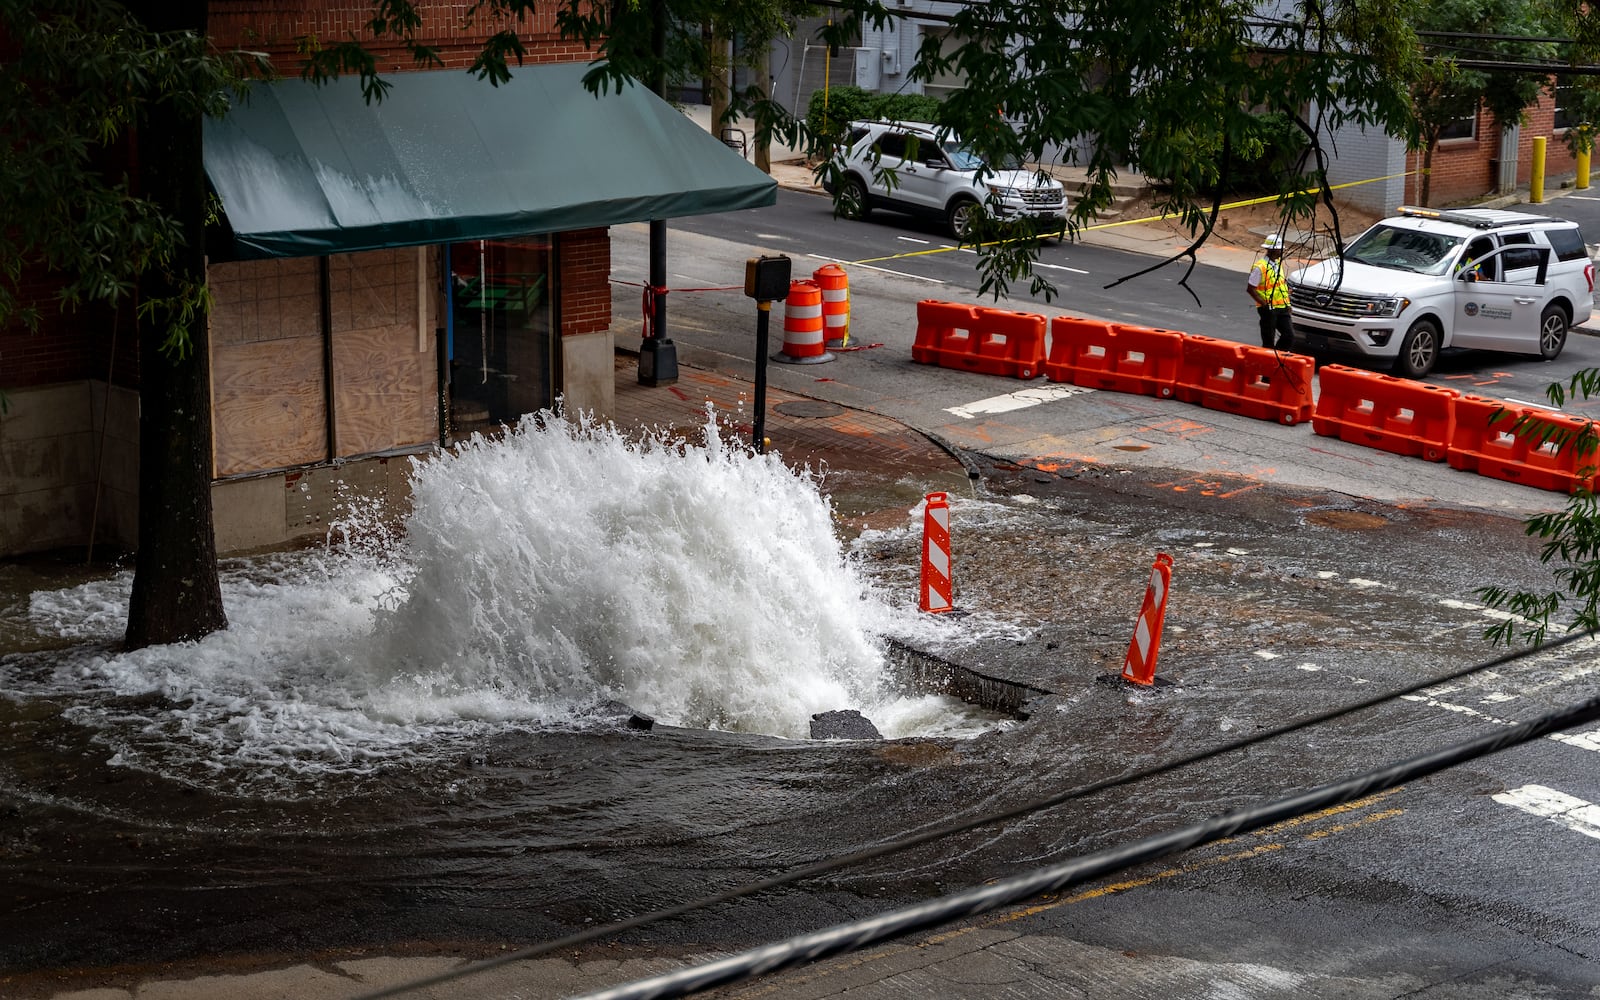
[1261,234,1286,251]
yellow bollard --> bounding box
[1579,147,1591,191]
[1531,136,1547,203]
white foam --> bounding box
[7,410,1005,793]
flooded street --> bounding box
[0,408,1581,987]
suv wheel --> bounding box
[1539,303,1569,360]
[1394,318,1440,378]
[947,197,980,240]
[839,176,871,221]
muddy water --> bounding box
[0,418,1571,978]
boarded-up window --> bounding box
[210,248,440,478]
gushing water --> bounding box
[5,411,1000,796]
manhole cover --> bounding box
[775,400,846,418]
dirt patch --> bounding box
[1113,188,1385,260]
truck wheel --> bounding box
[839,176,871,221]
[1539,303,1569,360]
[1394,318,1440,378]
[947,197,980,240]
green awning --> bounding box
[203,64,777,260]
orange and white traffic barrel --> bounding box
[773,279,834,364]
[813,263,851,349]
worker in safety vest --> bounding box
[1248,233,1294,351]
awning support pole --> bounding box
[639,219,678,386]
[638,0,678,387]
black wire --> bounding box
[350,629,1598,1000]
[573,689,1600,1000]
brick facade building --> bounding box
[1,3,770,558]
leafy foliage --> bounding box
[0,0,265,353]
[798,0,1421,299]
[1477,372,1600,646]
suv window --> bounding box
[1502,245,1545,271]
[874,132,907,160]
[1546,225,1589,262]
[1346,224,1463,275]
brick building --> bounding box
[0,2,772,557]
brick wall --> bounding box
[1406,90,1581,207]
[557,229,612,336]
[208,1,583,71]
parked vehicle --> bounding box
[825,120,1068,240]
[1287,206,1595,377]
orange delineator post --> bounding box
[1122,553,1173,686]
[1447,394,1600,494]
[1043,317,1183,398]
[1310,364,1459,462]
[911,300,1044,379]
[1172,336,1314,425]
[919,492,954,613]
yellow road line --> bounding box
[846,169,1419,266]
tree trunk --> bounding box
[123,0,228,650]
[752,41,771,174]
[708,27,732,149]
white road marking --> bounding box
[897,236,932,245]
[1033,261,1091,274]
[1551,730,1600,752]
[805,254,945,283]
[945,384,1094,418]
[1493,784,1600,840]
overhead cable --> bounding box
[351,629,1598,1000]
[573,689,1600,1000]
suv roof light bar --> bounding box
[1396,205,1506,230]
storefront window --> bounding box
[447,238,555,438]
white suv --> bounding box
[1287,206,1595,377]
[826,120,1068,240]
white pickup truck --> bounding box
[1286,206,1595,377]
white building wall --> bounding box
[1321,114,1408,217]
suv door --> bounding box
[893,133,956,213]
[863,131,909,204]
[1451,244,1549,352]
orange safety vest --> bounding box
[1251,256,1289,309]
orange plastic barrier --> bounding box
[920,492,954,613]
[1311,364,1459,461]
[911,301,1044,379]
[1172,335,1314,425]
[1122,553,1173,687]
[912,299,981,367]
[1447,395,1600,494]
[1043,317,1183,397]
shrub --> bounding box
[806,87,946,151]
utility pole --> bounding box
[639,0,679,386]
